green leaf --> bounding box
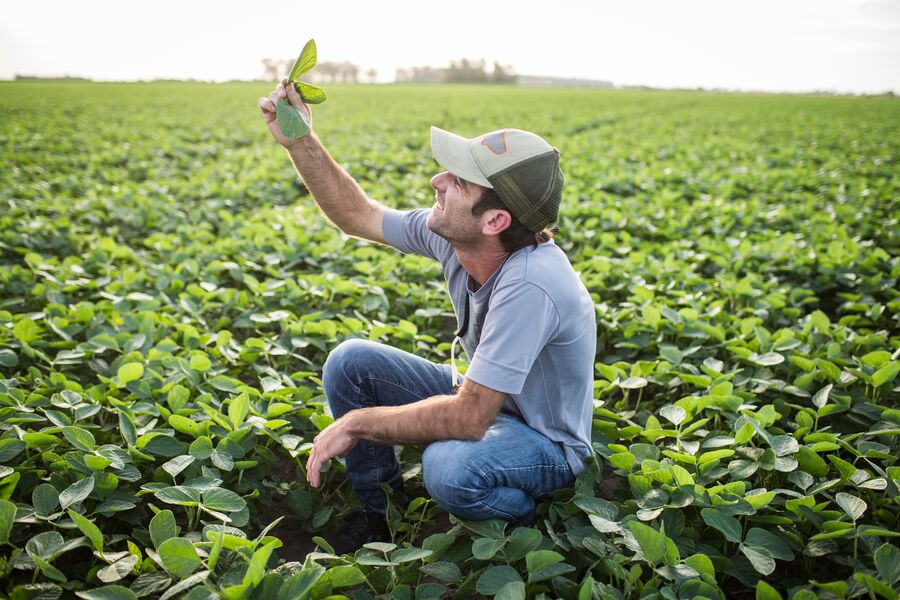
[660,405,686,426]
[189,436,214,460]
[158,537,202,578]
[294,81,327,104]
[476,565,522,595]
[155,486,201,506]
[228,393,249,430]
[0,438,25,463]
[68,510,103,552]
[0,348,17,367]
[421,561,463,583]
[279,563,326,600]
[835,492,867,521]
[744,528,794,560]
[740,544,775,575]
[391,547,432,563]
[62,426,96,452]
[162,455,195,478]
[169,414,204,438]
[33,483,60,515]
[150,509,178,549]
[328,565,366,588]
[189,354,211,372]
[0,498,16,544]
[289,39,317,79]
[276,98,310,139]
[117,362,144,384]
[872,361,899,387]
[874,543,900,586]
[75,585,139,600]
[472,536,506,560]
[97,554,138,583]
[243,540,280,587]
[750,352,784,366]
[505,527,543,562]
[495,582,526,600]
[701,508,742,543]
[59,476,94,510]
[811,384,832,408]
[755,580,783,600]
[626,522,667,565]
[201,488,246,512]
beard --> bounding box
[427,204,480,247]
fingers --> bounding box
[258,97,275,114]
[285,80,304,106]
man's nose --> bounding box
[430,172,448,190]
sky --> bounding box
[2,0,899,94]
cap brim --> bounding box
[430,126,493,188]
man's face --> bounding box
[427,171,485,245]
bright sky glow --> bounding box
[2,0,898,93]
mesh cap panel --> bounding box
[487,150,564,232]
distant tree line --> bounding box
[260,59,376,83]
[396,59,517,84]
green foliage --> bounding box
[0,81,897,598]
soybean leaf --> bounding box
[835,492,867,521]
[33,483,60,515]
[117,362,144,384]
[59,477,94,510]
[476,565,522,595]
[276,98,310,139]
[740,544,775,575]
[201,487,246,513]
[162,455,195,479]
[874,543,900,585]
[328,565,366,588]
[627,522,667,564]
[293,81,326,104]
[701,508,742,543]
[68,510,103,552]
[158,537,202,578]
[62,426,96,452]
[495,582,526,600]
[289,39,317,79]
[75,585,138,600]
[155,486,201,507]
[0,499,16,544]
[150,509,178,549]
[421,561,463,583]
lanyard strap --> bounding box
[451,294,470,387]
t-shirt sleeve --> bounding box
[465,280,560,395]
[381,208,453,264]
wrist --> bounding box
[284,130,316,152]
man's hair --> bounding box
[471,188,555,253]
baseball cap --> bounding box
[430,126,564,232]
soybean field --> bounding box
[1,82,898,600]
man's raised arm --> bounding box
[258,78,386,243]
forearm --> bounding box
[285,133,374,236]
[344,394,484,445]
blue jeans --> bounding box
[321,339,574,525]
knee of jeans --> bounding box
[422,442,483,510]
[322,339,376,415]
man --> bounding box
[259,80,595,553]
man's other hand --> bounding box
[306,417,358,488]
[258,77,313,149]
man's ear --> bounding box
[481,209,512,236]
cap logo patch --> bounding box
[480,131,507,155]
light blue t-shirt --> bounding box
[381,208,595,475]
